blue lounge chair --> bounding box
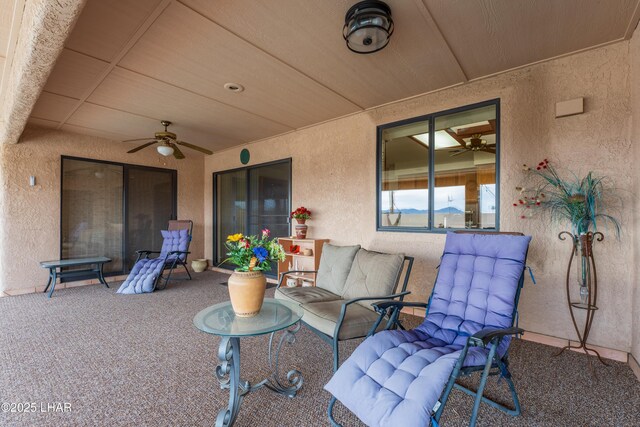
[325,231,532,427]
[117,220,193,294]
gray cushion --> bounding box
[301,300,385,340]
[275,286,341,305]
[342,249,405,310]
[315,243,360,295]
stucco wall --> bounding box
[631,28,640,364]
[205,41,634,352]
[0,127,205,293]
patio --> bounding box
[0,0,640,425]
[1,272,638,427]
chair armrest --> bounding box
[342,291,411,307]
[334,292,411,341]
[372,300,428,315]
[470,327,524,347]
[136,250,160,255]
[167,250,190,255]
[277,270,318,288]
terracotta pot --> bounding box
[295,224,308,239]
[191,259,208,273]
[227,270,267,317]
[295,218,306,225]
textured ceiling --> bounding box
[26,0,640,156]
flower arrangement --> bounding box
[290,206,311,221]
[223,229,286,272]
[515,159,620,236]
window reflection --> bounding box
[378,101,498,231]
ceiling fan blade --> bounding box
[176,140,213,155]
[127,140,159,153]
[172,144,186,159]
[123,137,155,143]
[450,150,469,157]
[481,148,496,154]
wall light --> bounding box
[343,1,394,54]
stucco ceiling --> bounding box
[25,0,640,155]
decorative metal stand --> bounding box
[214,322,303,427]
[555,231,608,366]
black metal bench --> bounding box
[39,257,111,298]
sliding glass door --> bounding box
[125,167,177,270]
[214,159,291,271]
[61,157,177,276]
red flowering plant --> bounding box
[514,159,620,236]
[290,206,311,221]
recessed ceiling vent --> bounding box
[224,82,245,92]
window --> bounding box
[377,100,499,232]
[61,157,177,276]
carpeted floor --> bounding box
[0,271,638,426]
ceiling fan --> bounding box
[445,119,496,156]
[449,134,496,156]
[124,120,213,159]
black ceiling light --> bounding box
[343,0,394,54]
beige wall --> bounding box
[0,126,204,293]
[631,28,640,364]
[205,41,634,352]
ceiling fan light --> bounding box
[157,145,175,157]
[343,1,393,54]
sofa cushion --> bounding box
[302,300,385,340]
[315,243,361,295]
[275,286,341,305]
[342,249,405,310]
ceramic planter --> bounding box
[228,270,267,317]
[191,259,208,273]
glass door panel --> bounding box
[126,167,176,270]
[248,162,290,237]
[248,162,291,271]
[61,159,124,273]
[215,170,247,265]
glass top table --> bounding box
[193,298,303,337]
[193,298,304,427]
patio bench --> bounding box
[275,243,413,371]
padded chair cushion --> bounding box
[160,229,190,261]
[315,244,360,295]
[274,286,341,305]
[325,232,532,427]
[116,258,165,294]
[342,249,404,310]
[301,300,385,340]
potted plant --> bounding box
[515,159,620,362]
[291,206,312,238]
[223,229,286,317]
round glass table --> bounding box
[194,298,304,427]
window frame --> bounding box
[376,98,500,233]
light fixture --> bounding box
[343,0,393,54]
[157,144,174,157]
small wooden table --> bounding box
[39,257,111,298]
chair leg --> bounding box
[469,346,498,427]
[183,262,192,280]
[333,338,340,372]
[327,397,343,427]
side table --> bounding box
[193,298,304,427]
